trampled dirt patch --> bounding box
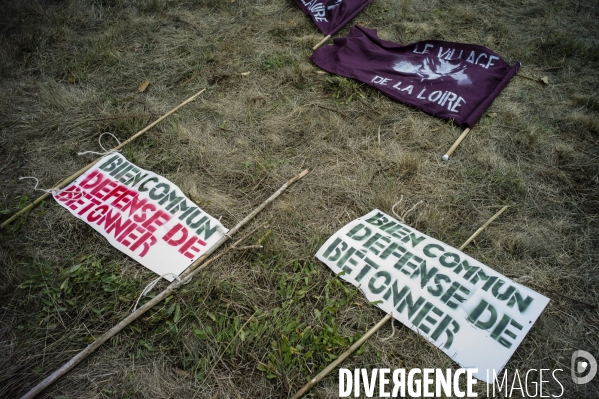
[1,0,598,397]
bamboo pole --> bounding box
[458,205,508,250]
[291,204,508,399]
[1,88,206,229]
[19,169,308,399]
[442,127,471,161]
[312,34,331,51]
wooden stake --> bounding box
[1,88,206,229]
[19,169,308,399]
[442,127,471,161]
[291,204,508,399]
[312,34,331,51]
[458,205,508,250]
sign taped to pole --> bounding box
[316,209,549,382]
[53,153,227,281]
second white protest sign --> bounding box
[316,209,549,382]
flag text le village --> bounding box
[55,154,220,259]
[370,43,501,114]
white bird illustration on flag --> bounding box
[392,57,472,85]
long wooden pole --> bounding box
[1,88,206,229]
[442,127,471,161]
[291,205,508,399]
[19,169,308,399]
[312,34,331,51]
[458,205,508,251]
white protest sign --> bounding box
[316,209,549,382]
[54,153,227,281]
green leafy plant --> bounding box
[255,262,363,382]
[18,255,139,329]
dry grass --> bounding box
[1,0,598,397]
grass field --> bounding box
[1,0,598,397]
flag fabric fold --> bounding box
[311,25,520,128]
[294,0,371,36]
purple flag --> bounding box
[311,26,520,128]
[294,0,371,36]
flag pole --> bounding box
[312,34,331,51]
[19,169,309,399]
[442,127,471,161]
[290,205,509,399]
[1,88,206,229]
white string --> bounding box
[391,195,405,222]
[18,176,82,198]
[391,196,423,224]
[133,273,183,311]
[380,319,396,341]
[217,226,232,239]
[402,200,423,221]
[77,132,121,156]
